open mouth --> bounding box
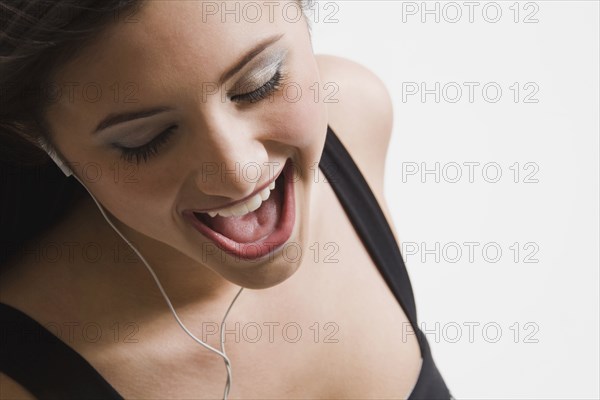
[185,159,295,260]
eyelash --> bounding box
[117,125,178,165]
[116,67,287,165]
[231,67,286,103]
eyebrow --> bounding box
[93,33,285,134]
[93,107,173,134]
[219,33,285,85]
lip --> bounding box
[183,159,296,261]
[185,163,286,214]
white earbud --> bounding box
[36,137,73,177]
[36,135,240,399]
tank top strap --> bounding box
[0,302,123,399]
[319,125,453,399]
[318,125,419,328]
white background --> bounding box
[311,1,599,398]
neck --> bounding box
[70,195,239,315]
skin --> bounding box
[0,1,423,398]
[42,0,328,295]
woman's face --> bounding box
[43,0,329,289]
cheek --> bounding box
[288,84,329,159]
[89,170,181,235]
[266,68,329,152]
[278,98,323,145]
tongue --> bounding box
[204,181,283,243]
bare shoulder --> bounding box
[0,373,36,400]
[314,54,402,239]
[314,54,394,199]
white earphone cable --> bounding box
[73,174,242,400]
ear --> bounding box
[36,137,74,177]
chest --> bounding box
[87,184,423,399]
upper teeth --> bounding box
[206,180,276,218]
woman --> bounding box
[0,0,453,398]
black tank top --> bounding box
[0,125,453,399]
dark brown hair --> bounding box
[1,0,144,268]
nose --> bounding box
[189,120,267,200]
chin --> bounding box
[175,118,328,290]
[210,162,313,290]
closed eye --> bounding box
[111,67,287,165]
[114,125,178,165]
[230,67,287,103]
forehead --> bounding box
[47,1,298,113]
